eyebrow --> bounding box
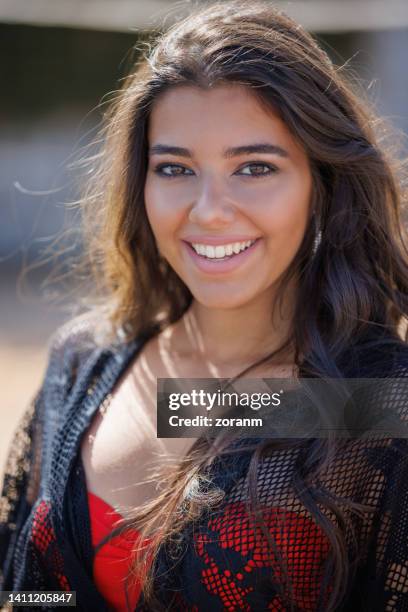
[149,142,289,158]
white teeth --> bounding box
[191,239,257,259]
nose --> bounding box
[188,177,236,227]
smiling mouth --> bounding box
[186,238,259,261]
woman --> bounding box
[1,1,408,610]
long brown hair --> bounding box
[76,1,408,609]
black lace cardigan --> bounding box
[1,315,408,611]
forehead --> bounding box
[147,83,302,155]
[151,82,265,115]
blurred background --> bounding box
[1,0,408,472]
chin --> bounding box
[190,289,254,310]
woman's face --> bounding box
[144,83,313,309]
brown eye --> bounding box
[236,163,277,177]
[154,164,195,178]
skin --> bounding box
[144,83,313,369]
[81,84,314,509]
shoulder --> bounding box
[339,329,408,378]
[45,312,101,373]
[375,335,408,378]
[41,310,153,404]
[390,338,408,377]
[48,309,112,354]
[41,310,120,401]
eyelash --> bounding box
[152,162,278,179]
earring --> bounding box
[312,214,322,255]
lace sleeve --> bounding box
[0,313,102,593]
[361,439,408,611]
[0,388,44,591]
[373,361,408,610]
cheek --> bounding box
[144,180,185,242]
[238,173,312,239]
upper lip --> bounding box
[182,236,260,245]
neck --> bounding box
[165,283,297,371]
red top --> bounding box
[88,492,332,611]
[88,491,150,612]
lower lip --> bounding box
[182,239,261,274]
